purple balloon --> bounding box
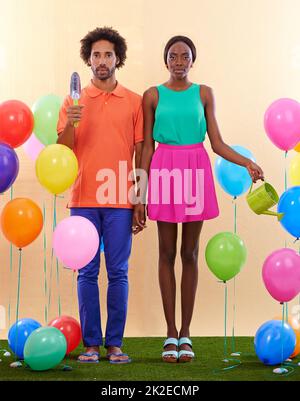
[262,248,300,303]
[53,216,99,270]
[264,98,300,151]
[0,142,19,193]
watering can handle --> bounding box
[248,178,267,195]
[248,182,253,194]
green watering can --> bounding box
[246,182,284,221]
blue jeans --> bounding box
[70,207,133,348]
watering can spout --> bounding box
[261,210,284,221]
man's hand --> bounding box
[132,204,146,235]
[66,105,84,126]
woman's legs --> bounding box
[179,221,204,354]
[157,221,178,355]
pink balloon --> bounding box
[53,216,99,270]
[22,133,45,162]
[264,98,300,151]
[262,248,300,303]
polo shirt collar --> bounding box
[86,80,125,98]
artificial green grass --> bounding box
[1,337,300,381]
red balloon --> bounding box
[48,315,81,354]
[0,100,34,148]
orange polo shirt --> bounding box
[57,81,144,208]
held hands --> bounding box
[132,204,147,235]
[246,161,265,183]
[66,105,84,127]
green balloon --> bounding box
[32,94,63,146]
[205,232,247,281]
[24,326,67,371]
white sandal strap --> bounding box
[179,350,194,358]
[178,337,192,347]
[162,350,178,358]
[163,337,178,347]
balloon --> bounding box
[277,186,300,238]
[289,154,300,186]
[24,326,67,371]
[295,142,300,153]
[205,232,247,281]
[48,315,81,354]
[264,98,300,151]
[1,198,43,248]
[8,318,41,359]
[22,133,45,162]
[273,315,300,358]
[262,248,300,303]
[0,142,19,193]
[254,320,296,365]
[36,144,78,195]
[53,216,99,270]
[32,94,62,145]
[0,100,34,148]
[215,145,255,197]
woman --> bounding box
[133,35,264,363]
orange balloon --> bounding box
[274,315,300,358]
[295,142,300,152]
[1,198,43,248]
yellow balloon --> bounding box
[36,144,78,194]
[289,153,300,186]
[294,142,300,152]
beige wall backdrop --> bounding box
[1,0,300,339]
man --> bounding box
[57,27,143,364]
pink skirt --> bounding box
[147,143,219,223]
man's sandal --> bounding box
[77,351,100,363]
[178,337,195,363]
[162,337,178,363]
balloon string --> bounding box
[43,202,48,324]
[224,281,228,358]
[8,185,14,329]
[15,248,22,361]
[48,249,53,316]
[231,278,237,353]
[47,196,56,317]
[8,243,13,329]
[233,196,237,234]
[71,271,76,317]
[285,303,288,323]
[212,281,241,374]
[284,152,288,249]
[280,303,285,369]
[56,258,61,317]
[284,151,288,192]
[231,197,238,353]
[298,245,300,321]
[53,195,62,317]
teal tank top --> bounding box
[153,83,207,145]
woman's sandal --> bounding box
[162,337,178,363]
[178,337,195,363]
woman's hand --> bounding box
[132,204,147,235]
[246,161,265,183]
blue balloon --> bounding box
[8,318,41,359]
[278,186,300,239]
[254,320,296,365]
[214,145,255,197]
[0,142,19,193]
